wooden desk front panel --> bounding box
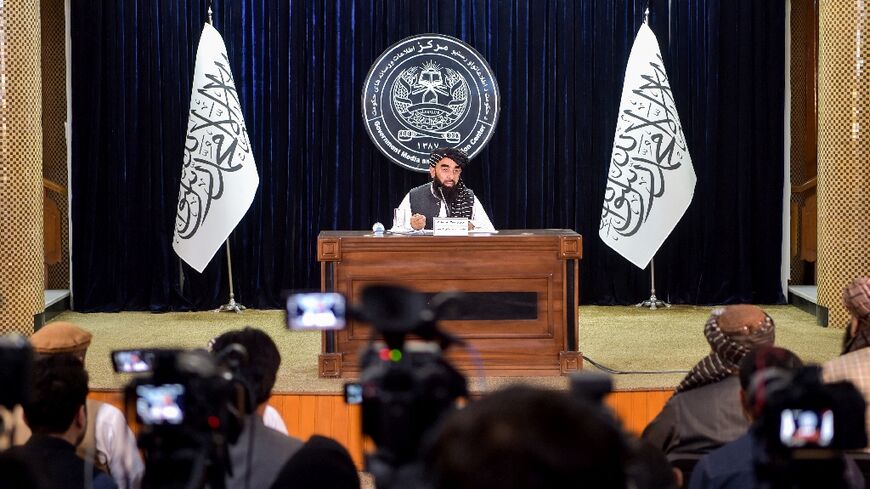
[319,231,580,376]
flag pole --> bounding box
[216,238,246,313]
[205,3,245,314]
[636,258,670,310]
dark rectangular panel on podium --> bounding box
[317,229,582,377]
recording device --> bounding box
[135,383,185,425]
[753,366,867,489]
[349,284,468,489]
[285,292,346,330]
[122,348,246,489]
[111,349,159,373]
[0,335,32,410]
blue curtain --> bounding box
[70,0,785,311]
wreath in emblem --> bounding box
[391,61,469,133]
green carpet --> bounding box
[52,304,842,393]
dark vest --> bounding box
[409,183,441,230]
[409,182,477,229]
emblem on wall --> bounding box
[362,34,500,172]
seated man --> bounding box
[391,147,495,232]
[7,354,117,489]
[824,276,870,450]
[22,322,144,489]
[424,385,627,489]
[643,305,775,458]
[210,327,304,489]
[690,346,863,489]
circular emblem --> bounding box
[362,34,500,172]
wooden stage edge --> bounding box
[90,388,673,468]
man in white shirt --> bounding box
[391,147,495,232]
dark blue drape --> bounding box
[70,0,785,311]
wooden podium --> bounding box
[316,229,582,377]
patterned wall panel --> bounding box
[40,0,68,289]
[817,0,869,328]
[0,0,45,335]
[789,0,818,285]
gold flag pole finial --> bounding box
[208,5,213,25]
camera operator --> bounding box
[210,327,303,489]
[6,354,117,489]
[690,346,864,489]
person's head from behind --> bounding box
[28,321,92,362]
[211,327,280,414]
[677,305,776,392]
[738,346,803,421]
[24,353,89,444]
[425,385,627,489]
[841,277,870,354]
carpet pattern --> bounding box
[52,304,842,393]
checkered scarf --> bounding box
[676,306,776,393]
[433,180,474,220]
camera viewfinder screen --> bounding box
[112,350,153,373]
[779,408,834,448]
[286,293,346,330]
[136,384,184,425]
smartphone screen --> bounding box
[111,350,154,373]
[135,383,185,425]
[286,292,346,330]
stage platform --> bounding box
[58,304,842,392]
[59,304,843,465]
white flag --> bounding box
[599,24,696,269]
[173,24,259,273]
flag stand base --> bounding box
[216,294,246,313]
[636,258,670,310]
[636,293,670,310]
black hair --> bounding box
[425,385,627,489]
[428,147,469,168]
[738,346,803,392]
[24,353,88,434]
[211,327,281,412]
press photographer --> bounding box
[120,348,246,489]
[346,284,468,489]
[690,347,866,489]
[754,365,866,489]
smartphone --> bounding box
[779,408,834,448]
[286,292,347,330]
[111,350,155,373]
[135,383,185,425]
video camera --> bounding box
[754,365,867,489]
[117,348,247,489]
[346,285,469,489]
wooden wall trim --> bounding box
[89,388,673,469]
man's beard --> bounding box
[433,176,458,202]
